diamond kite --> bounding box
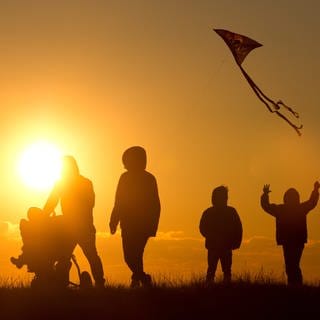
[214,29,302,136]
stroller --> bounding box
[11,207,92,289]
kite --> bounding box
[214,29,302,136]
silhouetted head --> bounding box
[27,207,43,221]
[283,188,300,206]
[61,155,80,181]
[211,185,228,207]
[122,146,147,171]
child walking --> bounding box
[200,186,242,283]
[109,146,161,287]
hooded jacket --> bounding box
[260,189,319,245]
[199,206,242,250]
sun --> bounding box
[18,141,62,191]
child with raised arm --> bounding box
[260,182,320,286]
[199,186,242,283]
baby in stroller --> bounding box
[11,207,91,288]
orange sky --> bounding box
[1,1,320,283]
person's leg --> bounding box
[122,233,136,273]
[290,244,304,285]
[78,232,105,287]
[207,249,219,282]
[220,250,232,283]
[122,233,149,286]
[55,240,76,287]
[283,244,303,285]
[135,236,150,286]
[283,245,291,284]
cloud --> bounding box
[96,231,113,239]
[0,221,19,239]
[0,221,9,235]
[154,231,201,242]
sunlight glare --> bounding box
[18,141,62,191]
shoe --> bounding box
[80,271,94,289]
[223,274,231,284]
[141,274,152,287]
[95,279,105,289]
[130,279,140,288]
[10,257,23,269]
[206,274,215,284]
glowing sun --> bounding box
[18,141,62,190]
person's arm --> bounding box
[199,211,209,238]
[232,208,243,249]
[260,184,278,217]
[149,176,161,236]
[43,183,60,216]
[301,181,320,213]
[109,176,123,235]
[87,180,95,209]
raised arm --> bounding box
[301,181,320,213]
[260,184,278,217]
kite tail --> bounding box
[276,100,300,119]
[239,65,278,110]
[275,110,303,136]
[238,64,302,136]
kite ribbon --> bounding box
[238,64,302,136]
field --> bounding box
[1,274,320,319]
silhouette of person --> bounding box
[43,155,105,287]
[261,182,320,286]
[109,146,161,287]
[11,207,46,269]
[199,186,242,283]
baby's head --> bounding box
[283,188,300,206]
[211,185,228,207]
[27,207,43,221]
[122,146,147,171]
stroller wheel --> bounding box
[80,271,93,289]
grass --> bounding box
[0,273,320,319]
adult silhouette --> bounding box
[199,186,242,283]
[109,146,160,287]
[43,156,105,287]
[261,182,320,286]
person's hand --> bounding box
[314,181,320,191]
[109,224,117,235]
[263,184,271,194]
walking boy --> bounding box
[109,146,161,287]
[199,186,242,283]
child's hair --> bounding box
[283,188,300,205]
[27,207,43,221]
[211,185,228,206]
[122,146,147,171]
